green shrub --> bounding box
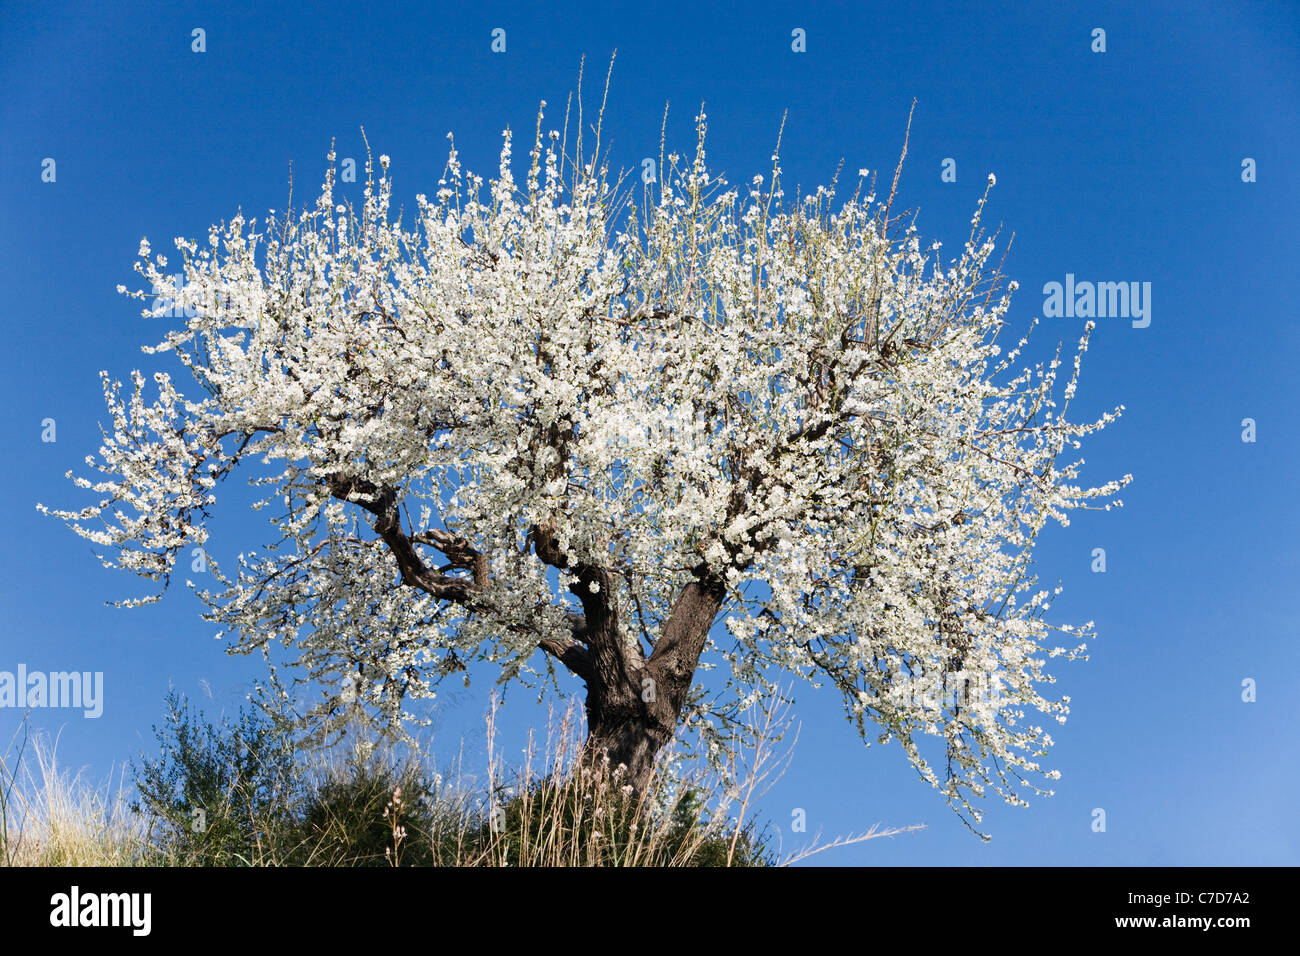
[291,751,437,867]
[128,691,779,866]
[131,690,299,865]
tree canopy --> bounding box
[40,94,1129,834]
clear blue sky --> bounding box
[1,0,1296,865]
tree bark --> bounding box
[578,576,727,791]
[583,693,674,790]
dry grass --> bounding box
[1,723,145,866]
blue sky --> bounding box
[1,0,1296,865]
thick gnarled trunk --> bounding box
[576,577,727,792]
[528,520,729,791]
[584,707,674,791]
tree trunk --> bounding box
[577,577,727,793]
[529,523,727,794]
[583,699,674,792]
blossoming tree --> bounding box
[41,99,1129,830]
